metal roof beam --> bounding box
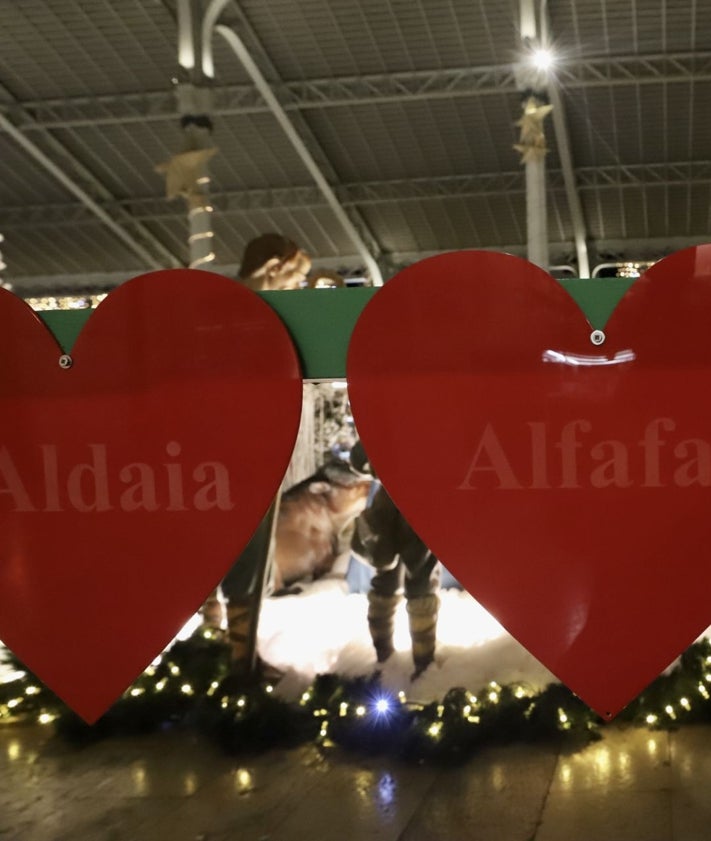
[0,78,182,270]
[12,51,711,129]
[11,235,709,292]
[212,22,383,284]
[2,161,711,228]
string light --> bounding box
[5,630,711,765]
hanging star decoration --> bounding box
[155,147,218,208]
[514,96,554,164]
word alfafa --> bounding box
[0,442,234,512]
[459,418,711,490]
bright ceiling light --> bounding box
[532,48,554,71]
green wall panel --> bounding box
[37,279,635,380]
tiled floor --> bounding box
[1,721,709,840]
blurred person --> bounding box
[237,233,311,291]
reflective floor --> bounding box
[1,722,710,840]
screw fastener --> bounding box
[590,330,606,346]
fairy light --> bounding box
[130,687,145,697]
[155,679,167,692]
[169,664,180,676]
[24,686,40,696]
[265,685,274,694]
[180,684,194,696]
[665,705,676,720]
[207,681,220,696]
[339,702,349,717]
[646,713,658,725]
[236,696,246,708]
[698,683,710,699]
[355,705,366,717]
[38,712,55,725]
[428,721,443,738]
[680,697,691,711]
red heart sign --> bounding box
[0,270,302,723]
[348,247,711,719]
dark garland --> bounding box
[3,633,711,762]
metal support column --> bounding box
[157,0,217,271]
[515,0,551,270]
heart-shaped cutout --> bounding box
[0,269,302,722]
[347,247,711,719]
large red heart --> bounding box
[0,269,302,722]
[347,247,711,719]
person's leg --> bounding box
[403,542,441,678]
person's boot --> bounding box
[407,594,439,679]
[224,596,282,689]
[367,591,402,666]
[198,588,226,637]
[224,596,259,684]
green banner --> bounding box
[39,279,634,380]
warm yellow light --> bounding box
[428,721,443,738]
[355,705,367,717]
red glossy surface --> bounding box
[348,247,711,719]
[0,269,302,722]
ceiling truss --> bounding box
[8,52,710,130]
[1,162,708,229]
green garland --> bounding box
[3,633,711,762]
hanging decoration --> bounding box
[514,95,553,163]
[155,147,218,207]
